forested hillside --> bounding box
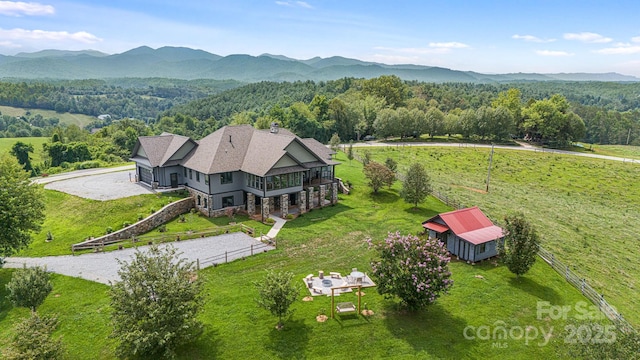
[157,77,640,146]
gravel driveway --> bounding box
[43,170,154,200]
[5,233,275,285]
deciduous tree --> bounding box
[254,270,299,329]
[0,155,45,260]
[401,163,431,209]
[6,265,52,311]
[497,213,540,278]
[4,312,65,360]
[369,232,453,310]
[110,245,204,359]
[363,161,395,193]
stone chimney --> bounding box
[270,122,279,134]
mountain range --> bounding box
[0,46,637,83]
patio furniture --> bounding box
[305,274,314,281]
[312,286,323,294]
[330,272,341,279]
[319,270,324,279]
[336,302,356,314]
[350,271,365,285]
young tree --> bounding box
[0,155,45,260]
[363,161,395,193]
[369,232,453,311]
[10,141,34,175]
[110,245,204,359]
[346,141,354,164]
[329,133,341,152]
[401,163,431,209]
[497,213,540,278]
[384,157,398,172]
[4,312,65,360]
[6,265,53,311]
[254,270,299,329]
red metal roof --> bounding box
[423,206,503,245]
[423,222,450,233]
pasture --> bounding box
[0,149,626,358]
[0,137,49,164]
[0,105,95,128]
[359,145,640,326]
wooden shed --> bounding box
[422,206,503,262]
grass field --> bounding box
[0,150,622,359]
[357,145,640,326]
[0,137,49,164]
[0,105,95,128]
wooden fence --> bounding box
[538,247,635,334]
[198,241,275,268]
[431,189,635,333]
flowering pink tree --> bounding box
[369,232,453,310]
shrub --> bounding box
[158,224,167,233]
[369,232,453,310]
[137,213,144,221]
[105,226,113,234]
[122,221,131,228]
[45,231,54,242]
[5,265,53,311]
[4,312,65,360]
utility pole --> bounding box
[486,144,494,193]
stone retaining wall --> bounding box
[71,197,195,250]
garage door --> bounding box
[139,166,152,183]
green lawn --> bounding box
[0,150,616,359]
[0,105,95,128]
[587,144,640,160]
[0,137,49,164]
[356,145,640,327]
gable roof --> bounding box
[133,133,194,167]
[141,125,338,176]
[422,206,503,245]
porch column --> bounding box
[261,197,270,220]
[331,182,338,205]
[307,186,314,210]
[319,185,326,208]
[269,196,275,213]
[247,193,255,215]
[281,194,289,218]
[299,190,307,214]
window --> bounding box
[196,171,200,182]
[205,175,209,185]
[476,243,486,254]
[189,169,192,180]
[221,172,233,184]
[183,167,187,177]
[197,195,201,206]
[204,198,208,208]
[222,196,234,207]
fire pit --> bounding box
[322,279,333,287]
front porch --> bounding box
[246,181,339,220]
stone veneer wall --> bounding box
[71,197,195,250]
[281,193,289,218]
[299,190,307,214]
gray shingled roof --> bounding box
[137,125,339,175]
[136,133,193,167]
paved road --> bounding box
[4,233,275,285]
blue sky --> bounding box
[1,0,639,76]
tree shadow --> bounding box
[383,302,475,358]
[176,326,222,359]
[508,276,562,305]
[265,318,310,359]
[367,189,400,204]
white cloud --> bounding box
[632,36,640,43]
[594,42,640,55]
[0,39,21,48]
[428,42,469,49]
[563,32,612,43]
[535,50,574,57]
[0,28,102,43]
[275,1,312,9]
[0,1,54,16]
[374,42,470,56]
[512,34,555,43]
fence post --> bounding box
[251,244,254,256]
[197,259,200,271]
[581,279,585,293]
[225,251,228,263]
[565,265,570,280]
